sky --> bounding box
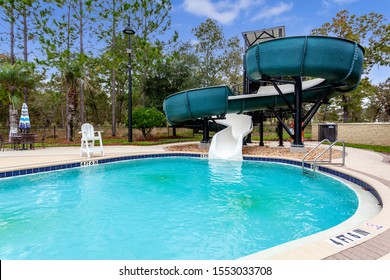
[167,0,390,84]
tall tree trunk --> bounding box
[10,3,15,65]
[65,82,71,141]
[67,88,78,141]
[141,8,147,106]
[23,7,28,62]
[110,0,117,136]
[8,106,19,141]
[66,3,71,141]
[111,68,117,136]
[79,0,85,124]
[61,101,65,128]
[342,94,349,123]
[23,6,29,103]
[118,92,124,124]
[89,91,100,123]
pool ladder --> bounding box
[302,139,345,173]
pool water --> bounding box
[0,157,358,260]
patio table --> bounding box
[10,133,36,150]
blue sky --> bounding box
[168,0,390,84]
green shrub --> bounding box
[131,107,166,140]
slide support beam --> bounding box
[278,110,284,147]
[292,76,304,147]
[259,111,264,146]
[302,98,326,130]
[201,118,210,143]
[275,111,293,138]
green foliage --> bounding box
[0,63,35,136]
[222,36,244,92]
[311,9,390,73]
[314,74,390,123]
[0,63,35,109]
[364,77,390,121]
[130,0,172,40]
[127,0,173,106]
[191,18,243,89]
[311,10,390,122]
[62,59,95,141]
[144,41,203,110]
[192,18,225,86]
[131,107,166,140]
[3,1,388,132]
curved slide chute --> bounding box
[208,114,253,160]
[245,36,364,92]
[163,36,364,160]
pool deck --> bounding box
[1,141,389,260]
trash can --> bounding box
[318,123,338,142]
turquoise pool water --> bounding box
[0,157,358,260]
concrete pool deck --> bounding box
[0,141,389,260]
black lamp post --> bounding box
[123,17,135,142]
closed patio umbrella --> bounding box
[19,103,31,132]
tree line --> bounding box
[0,1,389,142]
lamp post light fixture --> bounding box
[123,17,135,142]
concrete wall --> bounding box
[312,123,390,146]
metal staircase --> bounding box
[302,139,345,173]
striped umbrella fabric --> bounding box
[19,103,31,130]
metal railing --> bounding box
[302,139,345,172]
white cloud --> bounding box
[321,0,332,8]
[332,0,360,3]
[252,2,293,21]
[322,0,359,8]
[320,0,359,16]
[182,0,265,25]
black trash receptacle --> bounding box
[318,123,338,142]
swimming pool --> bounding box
[0,157,358,260]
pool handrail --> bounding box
[302,139,346,172]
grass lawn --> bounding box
[339,143,390,154]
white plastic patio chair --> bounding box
[79,123,104,158]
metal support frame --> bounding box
[201,118,210,143]
[292,76,304,147]
[271,81,294,111]
[266,76,327,147]
[259,111,264,146]
[274,111,293,138]
[245,133,252,144]
[277,110,284,147]
[302,98,327,130]
[243,54,248,95]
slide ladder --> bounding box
[208,114,253,161]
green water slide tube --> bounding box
[163,36,364,125]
